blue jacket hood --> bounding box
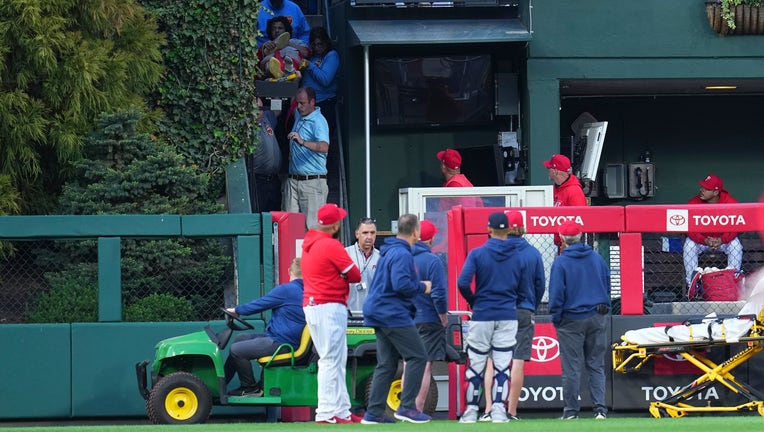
[380,236,410,256]
[484,237,517,262]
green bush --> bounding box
[124,293,196,322]
[31,110,231,323]
[27,264,99,323]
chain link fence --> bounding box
[0,237,235,324]
[641,232,762,316]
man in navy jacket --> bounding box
[412,219,448,412]
[548,220,611,420]
[363,214,433,424]
[457,211,522,424]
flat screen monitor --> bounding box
[373,55,494,128]
[574,121,608,182]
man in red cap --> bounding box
[548,220,610,420]
[301,203,363,424]
[438,149,472,188]
[542,154,587,207]
[411,219,448,413]
[436,148,483,211]
[683,174,743,289]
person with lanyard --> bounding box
[285,86,330,229]
[345,217,380,314]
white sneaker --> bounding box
[459,406,479,423]
[490,404,509,423]
[595,412,607,420]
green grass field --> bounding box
[2,416,763,432]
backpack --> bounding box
[688,268,743,301]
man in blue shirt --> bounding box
[548,220,611,420]
[224,258,306,397]
[285,86,330,229]
[256,0,311,46]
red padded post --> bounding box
[619,232,643,315]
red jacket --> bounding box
[443,174,474,188]
[553,173,588,207]
[552,173,588,245]
[301,229,361,306]
[687,190,739,245]
[440,174,483,210]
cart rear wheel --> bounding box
[147,372,212,424]
[364,368,438,416]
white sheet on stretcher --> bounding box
[622,271,764,345]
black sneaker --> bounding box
[508,414,521,421]
[228,386,263,397]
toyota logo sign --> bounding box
[669,214,686,226]
[666,209,689,232]
[530,336,560,363]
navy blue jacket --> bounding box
[235,279,306,347]
[548,243,611,325]
[363,237,427,328]
[412,241,448,324]
[457,237,521,321]
[508,236,546,312]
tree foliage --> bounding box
[139,0,260,182]
[0,0,165,213]
[28,110,230,322]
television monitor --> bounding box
[373,55,494,128]
[573,121,608,182]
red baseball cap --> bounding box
[698,174,723,191]
[558,220,582,236]
[437,149,462,170]
[419,220,438,241]
[506,211,524,228]
[542,154,572,172]
[317,203,347,225]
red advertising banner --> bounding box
[460,206,625,235]
[525,322,562,376]
[625,203,764,233]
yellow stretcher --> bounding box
[612,274,764,418]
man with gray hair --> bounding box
[548,220,611,420]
